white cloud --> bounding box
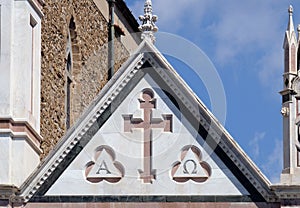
[249,132,266,159]
[127,0,215,33]
[258,43,283,97]
[211,1,286,63]
[126,0,290,93]
[261,139,282,183]
[125,0,287,184]
[248,133,282,183]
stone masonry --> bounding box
[40,0,131,158]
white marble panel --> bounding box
[46,75,248,196]
[0,136,11,184]
[11,138,40,187]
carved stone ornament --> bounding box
[138,0,158,43]
[281,107,290,117]
[123,89,172,184]
[171,145,211,183]
[85,146,124,183]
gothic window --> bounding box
[297,98,300,116]
[65,17,76,129]
[285,48,289,73]
[66,52,72,129]
[291,45,296,73]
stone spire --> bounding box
[287,5,295,34]
[138,0,158,43]
[283,5,297,75]
[280,5,300,185]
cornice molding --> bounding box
[19,40,276,202]
[0,118,43,154]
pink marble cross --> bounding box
[123,89,172,183]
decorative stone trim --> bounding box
[25,202,282,208]
[0,119,43,154]
[138,0,158,43]
[0,186,18,200]
[272,185,300,199]
[143,52,276,202]
[281,107,290,117]
[20,40,276,203]
[0,185,24,205]
[28,0,44,17]
[21,55,146,202]
[29,195,256,203]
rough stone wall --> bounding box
[73,39,129,122]
[40,0,130,158]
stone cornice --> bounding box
[0,185,24,205]
[19,39,276,202]
[20,52,146,202]
[0,118,43,154]
[143,48,277,202]
[271,184,300,199]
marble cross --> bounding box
[124,89,172,183]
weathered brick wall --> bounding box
[40,0,130,158]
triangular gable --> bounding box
[38,75,247,197]
[20,39,276,203]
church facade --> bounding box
[1,0,300,207]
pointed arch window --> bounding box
[65,17,76,129]
[297,97,300,116]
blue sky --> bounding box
[124,0,300,183]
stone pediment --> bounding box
[19,39,275,203]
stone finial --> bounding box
[287,5,295,33]
[289,5,293,15]
[138,0,158,43]
[298,25,300,41]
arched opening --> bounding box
[65,16,78,129]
